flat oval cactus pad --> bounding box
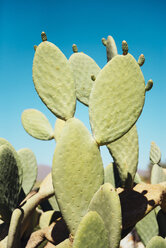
[33,41,76,120]
[89,53,145,145]
[69,52,100,106]
[52,118,104,234]
[73,211,109,248]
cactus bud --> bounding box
[41,31,47,42]
[122,40,128,55]
[138,54,145,66]
[72,44,78,53]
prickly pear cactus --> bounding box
[89,48,145,145]
[33,34,76,120]
[69,45,101,106]
[21,109,54,140]
[3,32,165,248]
[52,118,104,234]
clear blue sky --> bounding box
[0,0,166,170]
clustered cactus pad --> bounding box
[1,31,166,248]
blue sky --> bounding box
[0,0,166,170]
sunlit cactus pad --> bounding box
[17,148,37,195]
[52,118,104,234]
[73,211,109,248]
[146,236,166,248]
[136,210,159,246]
[88,183,122,248]
[69,52,100,106]
[89,53,145,145]
[107,125,138,187]
[21,109,54,140]
[33,41,76,120]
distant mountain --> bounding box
[37,165,51,181]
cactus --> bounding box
[1,31,166,248]
[69,44,101,106]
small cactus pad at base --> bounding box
[136,210,159,246]
[69,52,100,106]
[73,211,109,248]
[107,125,139,188]
[21,109,54,140]
[146,236,166,248]
[17,148,38,195]
[89,53,145,145]
[33,41,76,120]
[150,141,161,164]
[52,118,104,234]
[0,145,20,221]
[88,183,122,248]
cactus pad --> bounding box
[0,145,20,221]
[0,138,23,192]
[107,125,138,187]
[69,52,100,106]
[146,236,166,248]
[52,118,104,234]
[88,183,122,248]
[89,53,145,145]
[17,148,38,195]
[151,164,166,184]
[150,141,161,164]
[73,211,109,248]
[33,41,76,120]
[136,210,159,246]
[21,109,54,140]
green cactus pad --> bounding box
[33,41,76,120]
[0,145,20,221]
[104,163,121,188]
[54,118,66,142]
[151,164,166,184]
[21,109,54,140]
[69,52,100,106]
[17,148,38,195]
[150,141,161,164]
[89,53,145,145]
[88,183,121,248]
[0,138,23,192]
[73,211,109,248]
[52,118,104,234]
[107,125,138,187]
[104,163,116,187]
[136,210,159,246]
[146,236,166,248]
